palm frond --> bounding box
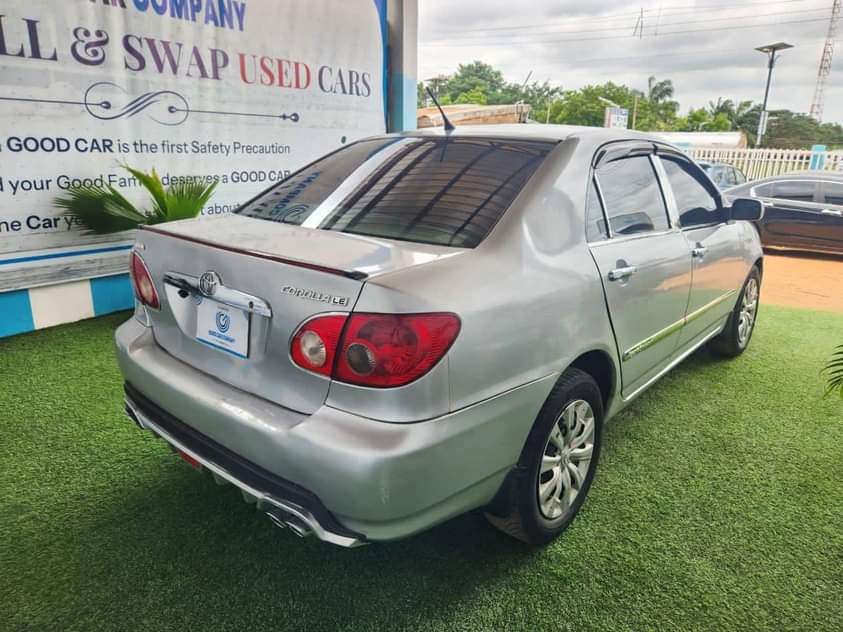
[54,185,142,234]
[823,344,843,399]
[104,184,146,218]
[153,180,218,223]
[54,165,217,233]
[123,165,168,221]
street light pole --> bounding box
[754,42,793,147]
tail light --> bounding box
[290,314,346,377]
[129,251,160,309]
[290,313,460,388]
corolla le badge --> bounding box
[199,271,221,297]
[282,285,350,306]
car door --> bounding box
[816,180,843,253]
[588,146,693,397]
[656,152,746,348]
[756,179,824,250]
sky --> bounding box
[418,0,843,124]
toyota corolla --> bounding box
[117,125,764,547]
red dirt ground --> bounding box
[761,252,843,314]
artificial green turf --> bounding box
[1,305,842,631]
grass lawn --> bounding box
[1,305,842,631]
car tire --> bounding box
[710,266,761,358]
[485,368,603,545]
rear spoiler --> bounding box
[139,225,369,281]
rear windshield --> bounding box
[235,136,555,248]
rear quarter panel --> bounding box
[332,138,620,420]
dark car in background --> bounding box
[727,172,843,255]
[698,160,747,189]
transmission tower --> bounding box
[809,0,842,121]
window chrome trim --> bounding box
[587,227,678,248]
[754,197,834,213]
[748,178,833,203]
[622,289,737,361]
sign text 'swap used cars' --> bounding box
[118,125,764,546]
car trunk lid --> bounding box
[135,214,463,414]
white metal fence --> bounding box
[689,147,843,181]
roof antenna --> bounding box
[426,86,455,132]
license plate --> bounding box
[195,297,250,359]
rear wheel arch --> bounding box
[569,349,616,411]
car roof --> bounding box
[394,123,665,144]
[753,171,843,183]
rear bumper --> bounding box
[115,317,555,543]
[124,384,365,547]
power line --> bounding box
[421,16,830,47]
[420,36,829,79]
[428,6,829,41]
[430,0,814,35]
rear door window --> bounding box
[596,155,669,236]
[752,183,774,197]
[821,181,843,207]
[236,137,554,248]
[772,180,819,203]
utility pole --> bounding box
[632,7,644,39]
[632,95,639,129]
[754,42,793,148]
[809,0,841,121]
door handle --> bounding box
[608,265,637,281]
[821,208,843,217]
[691,246,708,258]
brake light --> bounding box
[290,312,461,388]
[129,251,160,309]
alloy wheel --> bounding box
[537,399,595,520]
[737,277,759,347]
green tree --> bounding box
[547,81,677,131]
[455,89,487,105]
[763,110,843,149]
[442,61,506,102]
[678,108,731,132]
[647,76,674,104]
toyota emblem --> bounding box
[199,271,221,297]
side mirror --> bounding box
[729,197,764,221]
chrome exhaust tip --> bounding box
[265,508,314,538]
[124,403,145,430]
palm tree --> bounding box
[647,76,674,104]
[825,346,843,398]
[55,165,217,234]
[707,97,734,118]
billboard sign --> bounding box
[0,0,387,290]
[603,107,629,129]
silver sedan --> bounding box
[116,125,764,547]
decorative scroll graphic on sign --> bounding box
[84,82,190,125]
[0,82,301,127]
